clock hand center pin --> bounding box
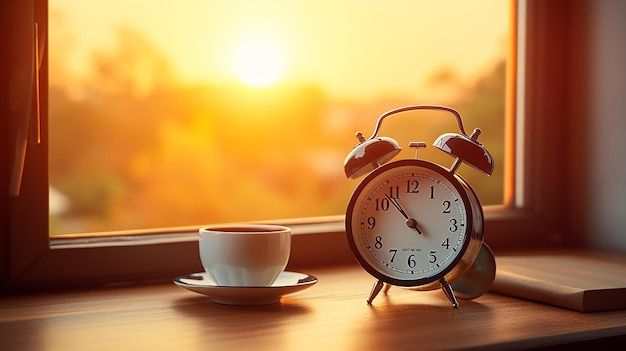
[384,194,422,234]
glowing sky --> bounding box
[50,0,509,101]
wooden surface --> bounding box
[1,265,626,351]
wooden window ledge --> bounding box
[2,260,626,350]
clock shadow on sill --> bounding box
[365,288,494,315]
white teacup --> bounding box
[199,224,291,287]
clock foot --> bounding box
[367,280,385,304]
[440,279,459,308]
[383,283,392,294]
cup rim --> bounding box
[199,224,291,235]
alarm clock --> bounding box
[344,105,496,308]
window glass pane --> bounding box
[49,0,509,235]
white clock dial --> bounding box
[346,159,477,287]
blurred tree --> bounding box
[49,27,506,234]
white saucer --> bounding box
[174,271,317,305]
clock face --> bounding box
[346,159,474,287]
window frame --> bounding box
[2,0,567,290]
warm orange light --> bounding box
[232,35,286,88]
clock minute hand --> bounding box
[384,194,422,234]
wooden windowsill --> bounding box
[2,263,626,350]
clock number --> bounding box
[408,254,416,268]
[389,249,397,262]
[367,216,376,229]
[442,200,451,213]
[406,179,419,193]
[449,218,458,232]
[429,185,435,199]
[429,250,437,264]
[389,185,400,199]
[442,237,450,249]
[375,198,390,211]
[374,236,383,249]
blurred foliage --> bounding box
[49,29,506,235]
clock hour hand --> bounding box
[384,194,422,234]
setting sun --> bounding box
[232,36,286,88]
[48,0,509,234]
